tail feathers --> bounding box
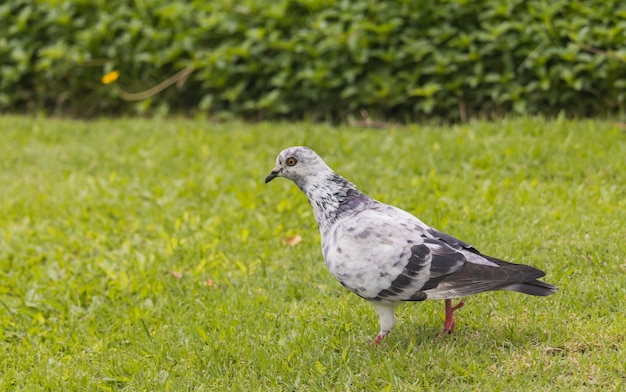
[502,279,558,296]
[421,260,557,300]
[474,253,558,296]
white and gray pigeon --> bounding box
[265,146,557,344]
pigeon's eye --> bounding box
[286,157,297,166]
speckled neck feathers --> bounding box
[296,170,371,230]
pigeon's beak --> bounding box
[265,167,281,183]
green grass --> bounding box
[0,115,625,391]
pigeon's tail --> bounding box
[422,257,558,300]
[477,254,558,296]
[501,279,558,296]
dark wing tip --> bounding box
[503,279,558,296]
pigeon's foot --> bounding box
[370,333,387,345]
[371,303,395,345]
[437,299,465,338]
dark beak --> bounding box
[265,169,280,183]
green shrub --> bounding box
[1,0,625,120]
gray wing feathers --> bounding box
[419,239,467,291]
[403,236,557,300]
[426,228,478,252]
[426,262,544,298]
[374,244,431,301]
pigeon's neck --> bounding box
[297,171,362,229]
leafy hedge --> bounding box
[1,0,625,121]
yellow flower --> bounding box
[101,70,120,84]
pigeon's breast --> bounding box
[321,208,431,300]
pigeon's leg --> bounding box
[371,303,396,345]
[439,299,465,336]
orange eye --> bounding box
[286,157,297,166]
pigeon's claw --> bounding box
[370,333,387,345]
[437,299,465,338]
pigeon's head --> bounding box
[265,146,330,185]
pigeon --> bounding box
[265,146,557,344]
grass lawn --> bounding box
[0,115,625,390]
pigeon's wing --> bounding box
[324,201,556,303]
[425,227,477,252]
[421,227,557,297]
[419,236,552,300]
[418,238,467,291]
[324,204,484,303]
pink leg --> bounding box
[438,299,465,337]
